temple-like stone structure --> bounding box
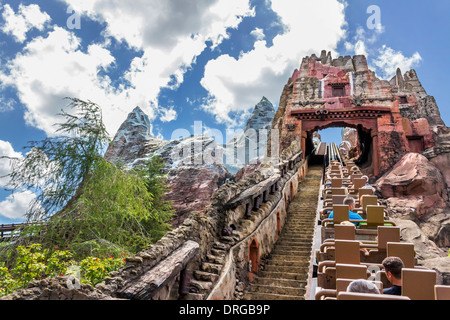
[271,50,449,178]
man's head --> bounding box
[343,197,356,211]
[347,279,380,294]
[382,256,404,285]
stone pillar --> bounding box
[301,131,307,160]
[372,130,380,177]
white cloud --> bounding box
[0,27,132,137]
[250,28,265,41]
[344,25,382,59]
[0,140,23,188]
[1,0,255,137]
[64,0,254,50]
[200,0,347,127]
[0,96,15,112]
[1,3,51,43]
[373,45,422,80]
[0,140,35,221]
[0,190,35,220]
[159,106,178,123]
[342,22,421,81]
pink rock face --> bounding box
[376,153,446,199]
[376,153,448,219]
[165,165,229,227]
[430,152,450,188]
[387,194,447,218]
[234,161,262,182]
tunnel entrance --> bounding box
[304,123,374,174]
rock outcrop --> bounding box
[223,97,275,174]
[339,127,359,160]
[104,106,167,167]
[375,152,450,269]
[105,107,231,227]
[375,153,448,208]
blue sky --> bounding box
[0,0,449,223]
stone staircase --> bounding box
[243,165,322,300]
[183,236,237,300]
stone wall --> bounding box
[207,160,308,300]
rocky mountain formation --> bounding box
[104,106,229,226]
[223,97,275,174]
[104,97,275,226]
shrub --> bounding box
[0,243,125,297]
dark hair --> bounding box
[382,256,404,279]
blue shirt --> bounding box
[328,211,363,226]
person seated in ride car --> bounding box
[328,197,363,226]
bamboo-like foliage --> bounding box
[1,98,173,259]
[5,98,110,223]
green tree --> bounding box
[5,98,109,223]
[1,98,173,261]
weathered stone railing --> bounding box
[207,152,307,299]
[118,240,199,300]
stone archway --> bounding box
[290,181,294,200]
[303,120,377,174]
[292,111,385,176]
[276,211,281,237]
[272,52,437,179]
[248,238,259,282]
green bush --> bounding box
[79,255,125,286]
[37,157,173,255]
[0,243,125,297]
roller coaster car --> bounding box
[317,240,386,289]
[315,278,384,300]
[402,268,437,300]
[337,292,410,300]
[435,285,450,300]
[316,226,401,264]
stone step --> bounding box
[243,292,304,300]
[271,248,312,256]
[211,248,226,257]
[258,270,308,281]
[213,242,229,251]
[220,236,236,244]
[248,283,306,296]
[271,246,311,253]
[252,277,307,289]
[273,243,312,249]
[207,254,224,264]
[201,262,222,275]
[193,270,219,282]
[279,229,314,235]
[279,235,314,240]
[264,259,310,269]
[276,240,312,246]
[267,254,311,263]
